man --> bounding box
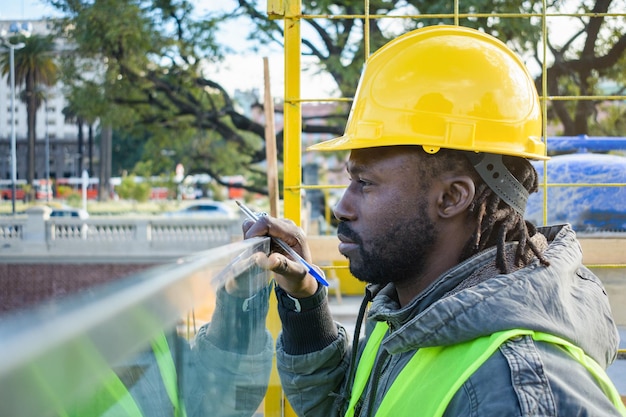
[244,26,625,416]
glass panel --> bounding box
[0,237,273,417]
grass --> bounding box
[0,197,267,216]
[0,199,195,216]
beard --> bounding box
[337,200,436,286]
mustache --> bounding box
[337,222,362,244]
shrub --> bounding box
[117,175,151,203]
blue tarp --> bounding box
[526,153,626,232]
[547,136,626,153]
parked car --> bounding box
[49,206,90,220]
[164,201,236,218]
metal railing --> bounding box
[0,207,242,261]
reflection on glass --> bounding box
[0,238,273,417]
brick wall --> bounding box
[0,263,159,315]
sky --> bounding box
[1,0,61,20]
[0,0,338,100]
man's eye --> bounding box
[348,175,371,187]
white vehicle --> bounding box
[49,206,90,220]
[165,202,236,218]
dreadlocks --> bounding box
[420,148,550,274]
[463,154,551,273]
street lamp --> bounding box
[2,22,30,215]
[44,97,51,202]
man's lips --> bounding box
[337,233,359,255]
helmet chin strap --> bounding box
[464,152,529,216]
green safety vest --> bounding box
[345,322,626,417]
[64,332,187,417]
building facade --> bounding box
[0,19,95,182]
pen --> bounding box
[236,201,329,287]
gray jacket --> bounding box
[276,224,622,416]
[105,285,274,417]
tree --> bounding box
[1,33,58,193]
[237,0,626,137]
[62,102,85,174]
[50,0,289,195]
[538,0,626,135]
[48,0,625,202]
[116,174,151,203]
[63,81,104,176]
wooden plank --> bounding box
[263,57,280,218]
[308,235,342,262]
[579,238,626,265]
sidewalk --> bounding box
[328,296,626,396]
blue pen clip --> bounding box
[236,201,329,287]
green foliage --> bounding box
[50,0,271,194]
[132,160,156,179]
[0,34,59,87]
[111,130,147,176]
[56,185,73,198]
[49,0,626,192]
[0,33,59,186]
[66,193,82,208]
[589,103,626,136]
[116,175,151,202]
[115,176,135,200]
[238,0,626,136]
[132,182,152,203]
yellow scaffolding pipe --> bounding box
[283,0,303,226]
[266,2,301,416]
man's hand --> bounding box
[242,215,318,299]
[223,251,271,298]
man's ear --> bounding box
[437,176,475,218]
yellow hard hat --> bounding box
[308,25,548,160]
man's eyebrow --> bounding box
[346,162,365,176]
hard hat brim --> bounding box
[307,135,550,160]
[307,135,356,152]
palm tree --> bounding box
[1,34,58,197]
[62,103,85,175]
[63,82,104,177]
